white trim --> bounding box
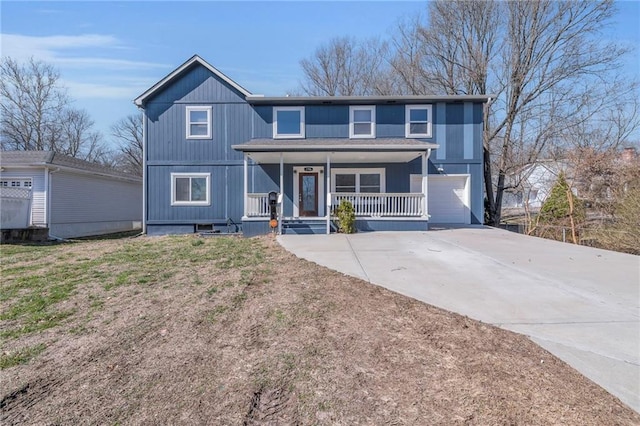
[326,154,331,234]
[292,166,324,218]
[0,177,32,188]
[170,172,211,206]
[331,168,386,193]
[186,106,212,139]
[349,105,376,139]
[134,55,252,106]
[243,153,248,218]
[142,109,147,233]
[405,104,433,138]
[279,154,284,234]
[273,107,305,139]
[44,167,49,227]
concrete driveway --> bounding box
[278,227,640,412]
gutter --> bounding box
[232,143,440,152]
[4,162,141,183]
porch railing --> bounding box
[246,193,269,217]
[332,193,424,217]
[247,192,425,218]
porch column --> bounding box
[279,153,284,235]
[326,153,331,235]
[422,152,428,218]
[243,153,248,218]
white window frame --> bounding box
[273,106,305,139]
[171,173,211,206]
[405,104,433,138]
[186,106,212,139]
[331,168,386,193]
[349,105,376,139]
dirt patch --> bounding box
[1,235,638,424]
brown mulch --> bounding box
[1,235,638,425]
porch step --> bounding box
[282,219,328,235]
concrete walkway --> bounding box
[278,227,640,412]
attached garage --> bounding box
[427,175,470,224]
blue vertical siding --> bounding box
[463,102,474,159]
[473,103,484,161]
[146,103,252,163]
[144,63,252,229]
[306,106,349,138]
[434,103,447,160]
[145,65,246,106]
[252,106,272,138]
[445,104,464,159]
[143,58,487,234]
[376,105,404,137]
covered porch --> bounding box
[232,138,438,235]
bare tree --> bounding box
[0,57,69,151]
[111,113,143,176]
[0,56,109,162]
[405,0,630,224]
[57,108,109,162]
[299,37,390,96]
[298,1,636,226]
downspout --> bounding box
[423,149,433,221]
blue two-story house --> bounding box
[134,55,489,236]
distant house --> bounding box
[502,160,572,209]
[134,55,490,235]
[0,151,142,238]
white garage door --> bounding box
[427,175,470,224]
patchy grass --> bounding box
[0,344,46,369]
[1,236,262,340]
[1,235,638,425]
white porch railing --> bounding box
[332,193,424,217]
[248,192,425,218]
[246,193,270,217]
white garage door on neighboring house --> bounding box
[425,175,470,224]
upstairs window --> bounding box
[405,105,432,138]
[349,106,375,138]
[171,173,210,206]
[273,107,305,139]
[186,106,212,139]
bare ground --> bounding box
[1,235,638,425]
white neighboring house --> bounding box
[502,160,572,209]
[0,151,142,238]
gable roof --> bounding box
[134,55,252,107]
[0,151,141,182]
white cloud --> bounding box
[0,33,167,70]
[61,80,145,100]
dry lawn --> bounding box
[1,234,638,425]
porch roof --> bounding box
[232,138,439,164]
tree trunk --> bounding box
[483,146,496,225]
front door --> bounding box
[298,172,318,216]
